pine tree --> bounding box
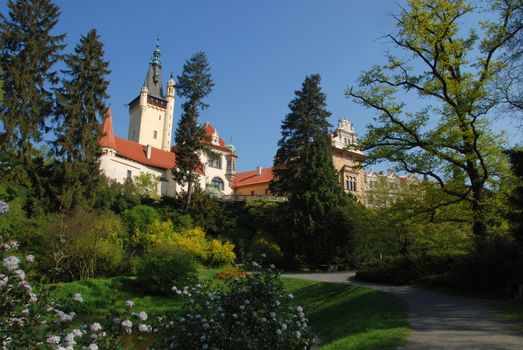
[172,51,214,209]
[271,75,353,266]
[54,29,110,210]
[0,0,65,184]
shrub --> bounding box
[356,256,418,285]
[153,264,313,350]
[250,235,284,266]
[216,266,246,280]
[42,208,127,281]
[121,204,161,235]
[135,246,197,295]
[206,239,236,267]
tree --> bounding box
[173,52,214,209]
[53,29,110,210]
[0,0,65,184]
[271,75,353,267]
[347,0,522,239]
[495,0,523,120]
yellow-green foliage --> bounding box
[207,239,236,267]
[139,220,235,267]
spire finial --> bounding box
[151,38,161,67]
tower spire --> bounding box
[143,40,164,98]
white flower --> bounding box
[14,269,25,280]
[25,255,35,263]
[239,305,245,310]
[270,264,275,269]
[125,300,134,308]
[137,311,148,321]
[0,274,8,287]
[121,319,133,334]
[296,331,301,338]
[138,323,151,332]
[276,329,282,335]
[28,292,38,303]
[21,308,29,316]
[88,344,98,350]
[281,324,287,330]
[288,293,294,299]
[0,200,9,215]
[3,256,20,271]
[73,293,84,303]
[90,322,102,332]
[270,312,276,318]
[46,335,60,344]
[296,306,303,312]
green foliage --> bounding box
[94,176,141,213]
[53,28,110,210]
[138,221,236,267]
[173,51,214,208]
[348,0,520,237]
[0,0,65,187]
[508,148,523,244]
[135,246,197,295]
[121,204,160,235]
[131,172,160,200]
[154,265,314,350]
[206,238,236,267]
[42,207,127,281]
[271,74,354,267]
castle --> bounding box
[99,44,237,196]
[99,45,415,206]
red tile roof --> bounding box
[233,167,274,188]
[113,136,176,170]
[203,122,226,148]
[100,111,202,173]
[100,109,116,149]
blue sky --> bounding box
[2,0,521,172]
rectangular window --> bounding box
[207,154,222,169]
[126,170,132,179]
[153,130,158,139]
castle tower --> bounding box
[127,42,175,150]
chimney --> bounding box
[146,144,152,159]
[256,166,262,176]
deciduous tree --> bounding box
[347,0,522,239]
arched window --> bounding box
[211,177,224,191]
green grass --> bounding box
[50,270,409,350]
[283,278,409,350]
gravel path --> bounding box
[283,272,523,350]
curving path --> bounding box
[283,272,523,350]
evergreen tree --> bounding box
[271,75,353,267]
[0,0,65,185]
[54,29,110,210]
[173,51,214,209]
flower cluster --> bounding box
[0,206,121,350]
[152,263,313,350]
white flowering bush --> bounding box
[151,263,313,350]
[0,201,126,349]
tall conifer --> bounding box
[272,75,353,266]
[0,0,65,184]
[54,29,110,210]
[173,51,214,208]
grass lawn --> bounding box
[284,278,409,350]
[50,270,409,350]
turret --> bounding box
[162,74,176,151]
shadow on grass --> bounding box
[288,281,409,350]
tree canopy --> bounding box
[173,51,214,208]
[347,0,523,238]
